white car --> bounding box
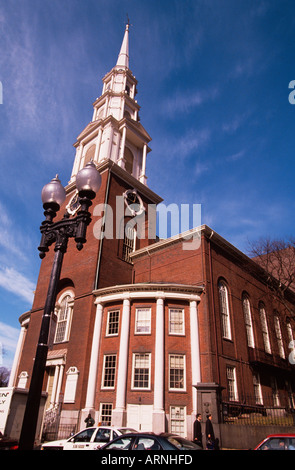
[41,426,137,450]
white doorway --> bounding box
[126,404,153,431]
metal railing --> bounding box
[222,395,295,426]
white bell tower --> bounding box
[70,23,151,185]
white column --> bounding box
[8,324,27,387]
[113,297,130,426]
[51,365,60,407]
[71,143,84,180]
[153,297,165,433]
[190,300,201,415]
[84,302,103,410]
[94,128,103,163]
[139,144,147,184]
[118,126,127,166]
[55,364,64,405]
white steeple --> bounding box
[70,23,151,186]
[116,23,129,69]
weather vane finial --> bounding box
[126,14,132,29]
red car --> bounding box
[254,434,295,450]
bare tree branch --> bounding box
[248,237,295,319]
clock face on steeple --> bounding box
[66,190,81,216]
[123,189,144,216]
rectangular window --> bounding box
[100,403,113,426]
[106,310,120,336]
[102,355,116,389]
[226,365,238,401]
[170,406,186,437]
[169,354,186,391]
[132,353,151,389]
[135,308,151,334]
[169,308,185,335]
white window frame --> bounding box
[168,308,185,335]
[274,314,285,359]
[271,376,280,407]
[99,403,113,426]
[106,310,120,336]
[54,290,74,344]
[101,354,117,389]
[122,224,136,263]
[135,308,151,335]
[253,372,263,405]
[131,353,151,390]
[218,281,232,340]
[169,406,187,437]
[287,320,294,345]
[226,365,238,402]
[169,354,186,391]
[259,303,271,354]
[242,295,255,348]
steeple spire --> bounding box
[116,23,129,68]
[70,21,152,186]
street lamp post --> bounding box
[18,162,101,450]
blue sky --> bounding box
[0,0,295,369]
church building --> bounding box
[9,24,295,444]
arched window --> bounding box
[274,312,285,359]
[242,294,255,348]
[122,223,136,263]
[84,144,96,165]
[124,148,134,175]
[54,290,74,343]
[259,302,271,354]
[218,280,232,340]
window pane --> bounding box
[135,308,151,334]
[133,353,150,388]
[169,355,185,389]
[107,310,119,335]
[218,282,231,339]
[169,309,184,335]
[55,295,71,343]
[103,355,116,388]
[242,296,255,348]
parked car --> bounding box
[99,432,203,451]
[0,433,18,451]
[254,434,295,450]
[41,426,137,450]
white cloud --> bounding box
[0,266,35,305]
[171,128,211,158]
[162,87,219,117]
[0,321,19,355]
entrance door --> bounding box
[126,404,153,431]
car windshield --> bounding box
[167,436,201,450]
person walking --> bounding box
[193,413,203,448]
[205,414,216,450]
